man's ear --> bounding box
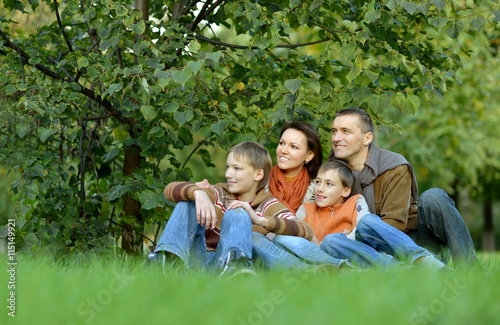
[255,169,265,182]
[363,132,374,147]
[342,187,352,198]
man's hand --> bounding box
[193,190,217,229]
[227,200,269,227]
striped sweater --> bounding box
[164,182,314,250]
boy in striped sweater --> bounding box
[150,141,313,274]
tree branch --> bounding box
[82,112,115,121]
[0,28,133,128]
[195,34,330,49]
[53,0,74,52]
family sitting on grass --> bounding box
[148,108,478,275]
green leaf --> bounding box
[132,20,146,35]
[187,60,205,75]
[174,110,194,126]
[284,79,303,93]
[26,163,44,177]
[370,93,391,113]
[140,104,157,121]
[429,17,447,29]
[77,57,89,68]
[108,185,130,201]
[306,78,321,94]
[205,52,223,63]
[352,87,371,104]
[346,66,362,82]
[446,21,464,39]
[384,0,396,10]
[470,17,485,31]
[138,190,161,210]
[163,101,180,113]
[408,94,420,113]
[115,5,128,17]
[431,0,446,11]
[83,6,96,22]
[38,127,56,142]
[16,122,29,138]
[311,0,323,11]
[107,83,123,96]
[493,10,500,23]
[211,121,228,136]
[402,1,418,15]
[172,69,192,86]
[103,147,120,163]
[365,9,381,23]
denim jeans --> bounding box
[321,234,398,269]
[321,214,438,268]
[155,201,252,271]
[252,232,347,269]
[410,188,478,265]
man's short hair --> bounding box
[335,108,374,134]
[227,141,272,191]
[318,160,354,188]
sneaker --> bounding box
[147,252,159,263]
[220,250,256,277]
[147,251,184,273]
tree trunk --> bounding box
[482,184,495,251]
[121,144,144,253]
[120,0,149,254]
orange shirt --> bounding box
[302,194,360,242]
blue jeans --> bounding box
[321,214,436,268]
[411,188,478,265]
[155,201,252,271]
[252,232,347,269]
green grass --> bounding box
[1,253,500,325]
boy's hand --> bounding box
[195,179,212,188]
[193,190,217,229]
[227,201,269,227]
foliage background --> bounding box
[0,0,500,256]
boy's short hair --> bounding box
[318,160,354,189]
[227,141,272,191]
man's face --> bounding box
[331,114,371,166]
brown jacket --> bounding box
[372,165,418,233]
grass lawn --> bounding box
[1,252,499,325]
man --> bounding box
[328,108,478,266]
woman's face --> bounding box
[276,128,314,178]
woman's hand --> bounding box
[195,179,212,188]
[193,190,217,229]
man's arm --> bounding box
[374,165,413,231]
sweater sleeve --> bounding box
[260,198,314,241]
[164,182,216,203]
[347,195,370,240]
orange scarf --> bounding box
[268,165,310,213]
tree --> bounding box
[1,0,498,256]
[377,26,500,250]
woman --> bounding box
[268,121,323,213]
